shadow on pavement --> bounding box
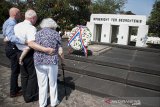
[46,76,75,106]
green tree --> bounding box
[0,0,12,29]
[119,10,135,15]
[33,0,73,29]
[3,0,127,31]
[124,11,135,15]
[32,0,91,30]
[91,0,127,14]
[68,0,91,26]
[148,0,160,37]
[38,0,92,30]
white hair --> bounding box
[40,18,58,29]
[25,9,37,19]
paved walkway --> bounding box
[0,65,134,107]
[0,37,138,107]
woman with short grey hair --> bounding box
[40,18,58,29]
[34,18,64,107]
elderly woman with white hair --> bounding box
[34,18,64,107]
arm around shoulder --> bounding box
[28,41,55,54]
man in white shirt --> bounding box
[14,9,43,103]
[14,10,37,65]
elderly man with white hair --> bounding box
[14,9,38,103]
[34,18,64,107]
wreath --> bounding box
[68,25,92,51]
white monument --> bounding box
[86,14,149,47]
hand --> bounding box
[3,37,9,43]
[45,47,55,55]
[19,58,23,65]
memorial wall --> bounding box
[87,14,149,47]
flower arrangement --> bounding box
[68,25,92,51]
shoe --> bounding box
[33,96,39,101]
[10,91,22,98]
[17,87,22,92]
[51,100,60,107]
[24,95,39,103]
[10,87,22,98]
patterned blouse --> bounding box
[34,28,61,65]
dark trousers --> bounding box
[18,50,38,103]
[5,42,20,95]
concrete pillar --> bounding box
[101,23,112,43]
[117,24,129,45]
[136,25,149,47]
[86,22,95,41]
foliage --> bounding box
[68,0,91,27]
[119,11,135,15]
[0,0,12,28]
[91,0,127,14]
[18,0,91,30]
[147,0,160,37]
[0,0,126,31]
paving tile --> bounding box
[127,71,160,91]
[84,63,129,83]
[125,85,160,97]
[64,59,89,70]
[130,61,160,75]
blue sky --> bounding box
[124,0,156,17]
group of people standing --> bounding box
[2,7,64,107]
